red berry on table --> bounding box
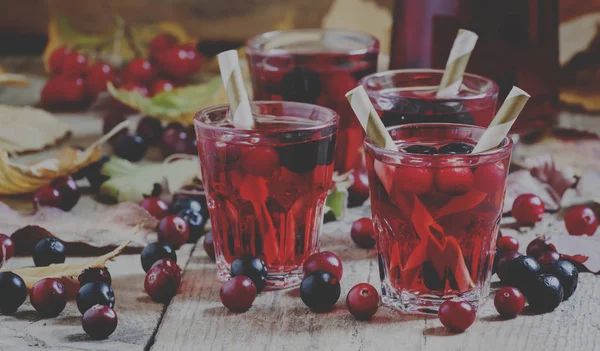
[497,236,519,253]
[41,75,86,108]
[82,305,118,340]
[150,258,182,285]
[393,166,433,195]
[512,194,545,226]
[151,79,175,96]
[203,231,215,261]
[220,276,257,313]
[435,167,474,195]
[144,264,180,302]
[564,205,598,236]
[158,215,189,249]
[536,250,560,265]
[62,76,86,104]
[526,236,552,257]
[159,45,200,79]
[61,51,88,77]
[122,58,156,84]
[50,176,81,211]
[119,81,149,97]
[241,147,280,177]
[346,283,379,321]
[303,251,343,281]
[494,287,525,319]
[348,168,369,207]
[78,268,112,287]
[149,33,178,59]
[33,185,62,209]
[473,161,506,193]
[140,197,170,219]
[160,127,196,156]
[85,62,116,97]
[350,218,375,249]
[0,233,15,261]
[438,299,476,333]
[30,278,67,317]
[48,46,71,74]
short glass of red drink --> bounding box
[195,101,339,289]
[360,69,499,128]
[364,123,512,313]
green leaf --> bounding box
[324,184,348,220]
[100,158,199,203]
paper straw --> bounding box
[437,29,479,98]
[473,87,530,153]
[345,86,396,151]
[217,50,254,129]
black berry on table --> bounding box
[231,256,268,293]
[33,238,66,267]
[0,272,27,314]
[299,271,341,313]
[141,242,177,272]
[76,281,116,314]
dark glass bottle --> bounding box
[390,0,559,133]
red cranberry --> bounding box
[536,250,560,265]
[526,236,552,257]
[158,215,189,249]
[30,278,67,317]
[393,166,433,195]
[346,283,379,321]
[494,287,525,319]
[122,58,155,84]
[140,197,170,219]
[0,234,15,261]
[62,51,88,77]
[48,46,71,74]
[50,176,81,211]
[82,305,118,340]
[160,127,196,156]
[144,265,180,302]
[303,251,343,281]
[497,236,519,253]
[473,161,505,193]
[149,33,178,59]
[150,258,182,285]
[220,276,257,313]
[85,62,115,97]
[151,79,175,96]
[159,45,200,79]
[348,169,369,207]
[136,117,164,144]
[241,147,280,177]
[438,299,476,333]
[78,268,112,287]
[203,232,215,261]
[119,81,149,97]
[33,185,62,208]
[564,205,598,236]
[512,194,545,226]
[435,167,474,195]
[350,218,375,249]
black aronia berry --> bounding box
[498,255,540,292]
[527,274,564,313]
[0,272,27,314]
[33,238,66,267]
[438,142,474,155]
[541,260,579,300]
[141,242,177,272]
[300,270,341,312]
[403,145,437,154]
[231,256,268,293]
[76,281,116,314]
[280,66,322,104]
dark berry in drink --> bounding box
[33,238,66,267]
[30,278,67,317]
[178,208,205,241]
[350,218,375,249]
[82,305,118,340]
[564,205,598,236]
[540,260,578,300]
[497,236,519,253]
[526,274,563,313]
[231,256,268,293]
[112,134,148,162]
[438,142,474,154]
[0,233,15,261]
[144,264,180,302]
[141,242,177,272]
[76,281,115,314]
[346,283,379,320]
[136,117,164,145]
[348,168,369,207]
[50,176,81,211]
[300,270,341,312]
[158,214,189,249]
[536,250,560,266]
[140,197,170,220]
[498,255,540,292]
[280,66,322,104]
[220,276,257,313]
[203,232,215,261]
[438,299,476,333]
[494,286,525,319]
[512,194,545,226]
[276,135,335,174]
[303,251,343,281]
[403,145,437,154]
[78,268,112,287]
[434,167,474,195]
[0,272,27,314]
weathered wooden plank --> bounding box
[152,207,600,351]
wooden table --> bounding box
[1,57,599,351]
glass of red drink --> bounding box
[246,29,379,173]
[360,69,499,128]
[195,101,339,289]
[364,123,512,313]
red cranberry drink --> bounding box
[246,29,379,173]
[195,101,338,289]
[360,69,499,128]
[364,123,512,312]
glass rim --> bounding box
[245,28,380,57]
[364,123,513,161]
[359,68,499,102]
[194,101,339,136]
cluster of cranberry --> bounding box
[42,33,202,111]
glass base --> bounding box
[380,281,483,314]
[216,260,303,290]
